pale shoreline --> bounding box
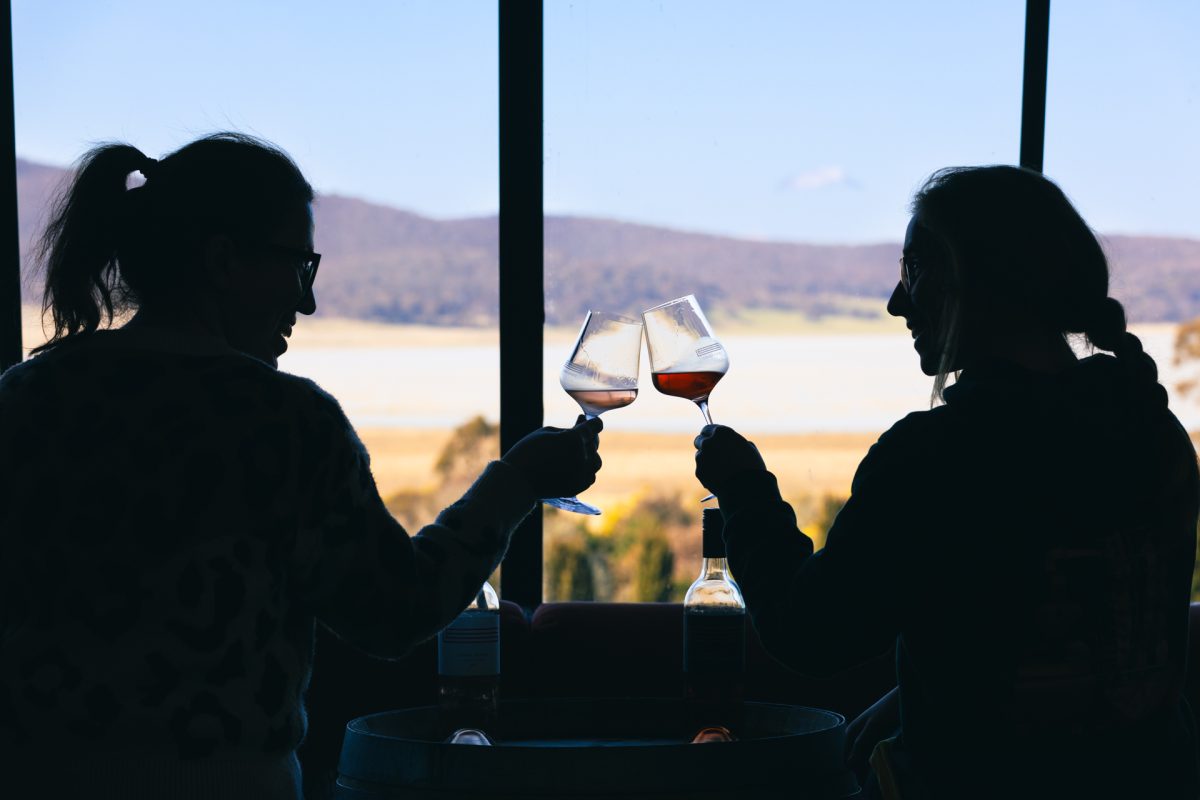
[14,305,927,351]
[21,305,1184,352]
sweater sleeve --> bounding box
[722,415,928,678]
[288,385,537,658]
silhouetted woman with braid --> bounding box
[696,166,1199,799]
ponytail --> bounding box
[34,144,152,352]
[1083,296,1168,408]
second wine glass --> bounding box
[546,311,644,515]
[642,295,729,425]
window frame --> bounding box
[1021,0,1050,172]
[1,0,19,373]
[498,0,545,609]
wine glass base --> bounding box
[544,496,602,515]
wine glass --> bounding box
[545,311,644,515]
[643,295,729,503]
[642,295,729,426]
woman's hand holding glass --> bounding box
[693,424,768,500]
[501,416,604,500]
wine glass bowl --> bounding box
[642,295,729,425]
[546,311,644,515]
[558,312,643,416]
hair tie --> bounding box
[125,157,159,191]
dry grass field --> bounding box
[360,425,1200,502]
[357,426,877,514]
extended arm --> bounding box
[293,389,601,657]
[696,423,916,677]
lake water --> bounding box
[280,326,1199,434]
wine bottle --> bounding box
[683,508,746,728]
[437,580,500,735]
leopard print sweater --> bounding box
[0,329,534,777]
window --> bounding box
[12,1,503,537]
[9,1,1192,608]
[542,0,1027,601]
[1043,0,1200,432]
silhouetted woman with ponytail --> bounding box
[696,165,1200,799]
[0,133,602,798]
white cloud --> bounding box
[780,165,858,191]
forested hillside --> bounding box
[18,158,1200,326]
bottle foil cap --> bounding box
[702,507,726,558]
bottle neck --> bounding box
[700,556,730,580]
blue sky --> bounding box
[12,0,1199,243]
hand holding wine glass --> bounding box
[545,311,643,515]
[693,424,767,500]
[501,416,604,499]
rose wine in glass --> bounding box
[564,388,638,416]
[642,295,729,425]
[546,311,643,515]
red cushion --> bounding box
[526,601,894,720]
[528,602,684,698]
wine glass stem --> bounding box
[698,400,716,502]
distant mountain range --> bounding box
[16,157,1200,325]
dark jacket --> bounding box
[720,355,1200,799]
[0,330,535,798]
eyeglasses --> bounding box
[255,243,321,293]
[898,254,921,292]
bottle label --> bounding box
[438,611,500,676]
[683,611,746,674]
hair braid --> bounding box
[1084,296,1167,407]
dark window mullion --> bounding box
[1,0,21,374]
[498,0,545,609]
[1020,0,1050,172]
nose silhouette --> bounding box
[886,282,909,318]
[297,285,317,316]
